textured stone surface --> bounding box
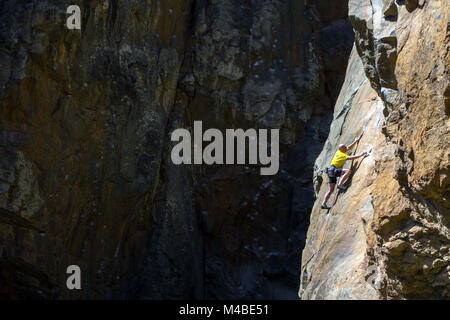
[301,0,449,300]
[0,0,200,299]
[300,47,385,299]
[183,0,353,299]
[0,0,353,299]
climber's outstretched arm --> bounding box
[347,135,362,150]
[347,151,367,160]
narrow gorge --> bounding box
[0,0,448,300]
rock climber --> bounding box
[321,136,368,209]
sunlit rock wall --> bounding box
[300,0,449,299]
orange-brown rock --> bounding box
[300,0,449,299]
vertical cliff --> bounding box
[181,0,353,299]
[0,0,202,299]
[300,0,449,299]
[0,0,354,299]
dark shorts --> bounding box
[327,165,343,184]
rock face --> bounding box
[182,0,353,299]
[0,0,354,298]
[300,0,449,299]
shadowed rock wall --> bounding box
[0,0,353,299]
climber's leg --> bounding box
[321,183,335,209]
[337,169,351,189]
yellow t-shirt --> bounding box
[331,150,349,168]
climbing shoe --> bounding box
[337,185,347,191]
[321,205,331,210]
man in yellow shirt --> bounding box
[321,137,368,209]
